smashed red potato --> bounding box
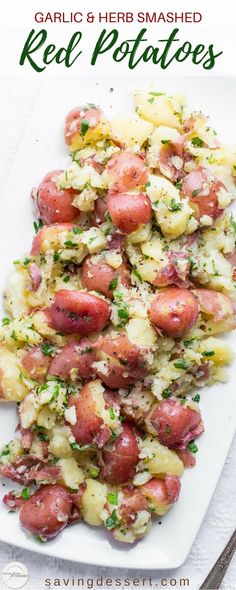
[0,89,236,545]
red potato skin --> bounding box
[36,170,78,225]
[181,166,225,220]
[94,334,147,388]
[176,448,196,468]
[100,423,140,484]
[119,489,149,525]
[49,338,96,381]
[64,106,102,145]
[106,152,148,194]
[93,196,108,225]
[81,257,130,299]
[146,399,203,448]
[50,290,110,335]
[29,263,42,292]
[19,484,72,539]
[149,287,199,338]
[157,136,191,182]
[67,383,103,445]
[107,192,151,234]
[21,346,50,382]
[142,476,181,507]
[192,288,234,322]
[153,253,191,289]
[31,223,77,256]
[3,491,26,512]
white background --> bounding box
[0,0,236,586]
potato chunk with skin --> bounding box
[110,114,153,148]
[0,348,29,402]
[141,475,181,516]
[81,478,107,526]
[138,436,184,477]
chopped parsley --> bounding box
[165,424,171,434]
[118,308,129,322]
[37,431,49,442]
[70,442,94,451]
[193,394,200,403]
[168,199,182,212]
[173,359,189,370]
[108,407,116,420]
[161,139,171,145]
[192,189,201,197]
[191,137,204,148]
[162,388,172,399]
[105,212,112,222]
[73,226,83,235]
[33,219,43,234]
[109,278,118,291]
[41,342,55,357]
[149,92,165,97]
[88,466,100,479]
[2,317,10,326]
[133,269,142,283]
[0,443,10,459]
[21,488,31,500]
[202,350,215,357]
[183,338,195,348]
[230,215,236,233]
[80,119,89,137]
[63,275,70,283]
[175,181,182,190]
[64,240,77,248]
[107,492,118,505]
[105,509,120,529]
[187,441,198,454]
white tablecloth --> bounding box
[0,79,235,590]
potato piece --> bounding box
[199,337,234,366]
[4,267,29,319]
[136,259,158,283]
[150,126,181,146]
[81,478,107,526]
[69,120,110,151]
[135,91,182,128]
[58,457,84,490]
[110,114,153,148]
[139,436,184,477]
[126,223,152,245]
[48,426,73,458]
[0,437,23,465]
[126,318,157,347]
[0,347,29,402]
[141,236,168,266]
[146,175,191,238]
[81,227,107,254]
[1,318,42,348]
[37,407,57,430]
[19,392,38,428]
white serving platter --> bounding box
[0,76,235,569]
